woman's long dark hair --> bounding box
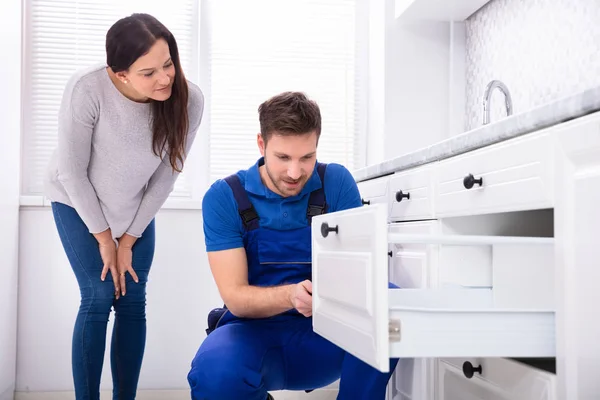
[106,13,189,172]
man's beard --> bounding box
[265,163,304,196]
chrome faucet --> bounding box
[483,80,513,125]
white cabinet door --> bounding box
[389,357,433,400]
[388,222,436,400]
[438,359,509,400]
[311,204,390,372]
[437,358,556,400]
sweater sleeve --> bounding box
[56,80,109,234]
[125,86,205,237]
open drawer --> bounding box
[311,204,555,373]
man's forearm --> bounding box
[226,284,295,319]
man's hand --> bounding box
[290,280,313,317]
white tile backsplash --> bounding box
[465,0,600,131]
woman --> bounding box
[44,13,204,399]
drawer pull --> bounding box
[361,198,371,205]
[320,222,339,238]
[462,361,482,379]
[388,251,393,257]
[463,173,483,189]
[395,190,410,202]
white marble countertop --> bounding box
[352,85,600,182]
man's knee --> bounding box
[188,351,223,396]
[188,346,263,400]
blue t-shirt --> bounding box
[202,158,362,252]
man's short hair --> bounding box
[258,91,322,143]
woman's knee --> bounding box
[78,280,115,321]
[113,282,147,319]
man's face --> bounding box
[258,130,318,197]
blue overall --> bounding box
[188,163,398,399]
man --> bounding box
[188,92,398,399]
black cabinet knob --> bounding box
[388,251,393,257]
[463,173,483,189]
[462,361,482,379]
[395,190,410,202]
[361,198,370,205]
[320,222,339,238]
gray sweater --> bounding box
[45,64,204,239]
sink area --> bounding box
[353,85,600,182]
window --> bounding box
[21,0,368,208]
[21,0,199,205]
[204,0,368,185]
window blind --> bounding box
[205,0,366,184]
[22,0,199,201]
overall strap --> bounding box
[223,174,260,231]
[306,162,328,224]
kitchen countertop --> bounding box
[352,85,600,182]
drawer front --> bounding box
[434,132,554,217]
[438,358,556,400]
[311,204,390,372]
[388,288,555,359]
[389,166,433,222]
[357,175,390,207]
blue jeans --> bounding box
[51,202,155,400]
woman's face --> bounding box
[116,38,176,102]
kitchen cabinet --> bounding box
[312,110,600,399]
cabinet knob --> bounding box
[361,198,371,205]
[388,251,393,257]
[320,222,339,238]
[395,190,410,202]
[462,361,482,379]
[463,173,483,189]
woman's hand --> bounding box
[95,229,120,299]
[98,240,119,299]
[117,234,139,296]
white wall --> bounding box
[465,0,600,130]
[16,207,222,392]
[0,0,22,398]
[380,0,467,162]
[384,19,452,160]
